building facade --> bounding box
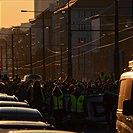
[1,0,132,81]
[30,0,133,81]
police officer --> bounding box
[68,86,87,132]
[99,72,107,82]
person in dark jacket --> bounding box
[50,84,65,129]
[27,80,45,113]
[103,82,118,130]
[2,74,10,83]
[15,83,28,102]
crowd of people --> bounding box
[0,72,118,132]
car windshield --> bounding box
[0,107,43,121]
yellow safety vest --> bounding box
[52,94,63,110]
[70,95,84,113]
[100,74,106,82]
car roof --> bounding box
[0,101,30,108]
[0,120,53,129]
[0,121,55,133]
[0,107,43,121]
[0,94,18,101]
[8,130,75,133]
[120,71,133,80]
[0,120,46,126]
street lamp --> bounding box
[21,10,46,81]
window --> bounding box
[131,81,133,100]
[78,37,86,44]
[118,79,132,109]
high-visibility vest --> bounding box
[52,94,63,110]
[70,95,84,113]
[29,87,45,103]
[100,74,106,82]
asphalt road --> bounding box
[82,127,114,133]
[63,123,115,133]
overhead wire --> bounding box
[16,24,133,70]
[73,34,133,57]
[11,19,133,67]
[18,32,133,69]
[73,25,133,49]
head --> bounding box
[17,83,24,90]
[33,80,41,88]
[74,87,81,95]
[4,74,7,77]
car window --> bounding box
[118,78,132,109]
[16,108,42,121]
[0,107,42,121]
[131,81,133,100]
[0,101,30,108]
[0,108,16,120]
[0,95,18,102]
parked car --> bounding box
[8,129,75,133]
[116,60,133,133]
[0,107,43,121]
[0,120,55,133]
[0,101,30,108]
[0,93,18,101]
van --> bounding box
[116,60,133,133]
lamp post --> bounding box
[11,34,15,79]
[114,0,120,80]
[67,0,72,82]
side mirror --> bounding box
[123,100,133,115]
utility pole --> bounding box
[5,41,8,71]
[29,27,33,74]
[42,11,46,81]
[12,34,15,79]
[0,45,2,70]
[60,47,63,81]
[114,0,120,80]
[84,51,86,78]
[67,0,72,82]
[78,48,80,76]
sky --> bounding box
[0,0,34,28]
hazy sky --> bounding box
[0,0,34,28]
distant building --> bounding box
[34,0,56,17]
[1,0,132,81]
